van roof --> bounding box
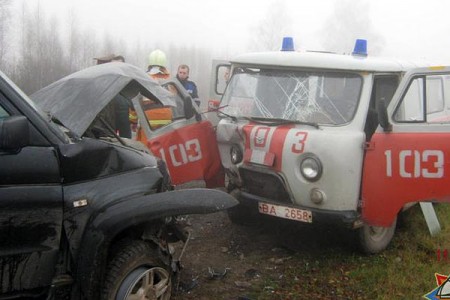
[230,51,429,73]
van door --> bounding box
[362,67,450,227]
[0,96,63,293]
[134,80,224,188]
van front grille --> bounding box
[239,167,291,204]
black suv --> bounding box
[0,65,236,299]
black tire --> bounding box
[102,240,172,300]
[227,204,261,226]
[357,217,397,254]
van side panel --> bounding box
[362,132,450,227]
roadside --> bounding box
[172,204,450,299]
[172,211,362,300]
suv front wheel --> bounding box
[102,240,172,300]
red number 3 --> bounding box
[291,131,308,154]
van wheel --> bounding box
[102,240,172,300]
[357,217,397,254]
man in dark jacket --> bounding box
[176,64,200,106]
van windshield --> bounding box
[220,68,363,125]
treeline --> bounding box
[0,1,225,104]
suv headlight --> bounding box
[300,154,322,182]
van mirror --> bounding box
[0,116,29,150]
[377,98,392,132]
[216,65,231,95]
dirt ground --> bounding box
[171,210,356,300]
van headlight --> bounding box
[300,154,322,182]
[230,145,243,164]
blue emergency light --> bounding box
[281,37,295,51]
[352,39,368,56]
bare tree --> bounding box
[67,8,84,72]
[4,0,221,102]
[0,0,12,70]
[79,28,99,69]
[40,15,68,87]
[129,39,148,69]
[319,0,385,55]
[15,0,68,93]
[22,0,47,93]
[248,0,293,51]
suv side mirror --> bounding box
[0,116,29,150]
[377,99,392,132]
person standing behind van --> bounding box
[176,64,200,106]
[147,50,170,82]
[133,50,174,134]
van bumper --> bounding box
[237,190,359,228]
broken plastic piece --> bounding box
[208,267,230,279]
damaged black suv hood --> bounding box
[58,138,159,183]
[31,62,175,137]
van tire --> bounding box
[357,217,397,254]
[102,240,172,300]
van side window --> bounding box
[394,77,425,122]
[365,76,398,141]
[444,76,450,110]
[427,76,444,115]
[394,75,449,123]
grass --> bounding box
[246,204,450,299]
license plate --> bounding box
[258,202,312,223]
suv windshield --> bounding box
[220,68,363,125]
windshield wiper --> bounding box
[217,108,238,121]
[98,117,128,146]
[246,116,319,128]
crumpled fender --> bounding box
[76,188,237,299]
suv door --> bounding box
[362,67,450,227]
[0,91,63,294]
[134,80,224,188]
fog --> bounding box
[33,0,450,60]
[1,0,450,101]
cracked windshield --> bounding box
[221,68,362,125]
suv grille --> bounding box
[239,167,291,204]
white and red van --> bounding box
[137,38,450,253]
[208,38,450,253]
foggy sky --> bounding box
[12,0,450,63]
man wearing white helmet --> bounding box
[133,49,176,133]
[147,49,170,82]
